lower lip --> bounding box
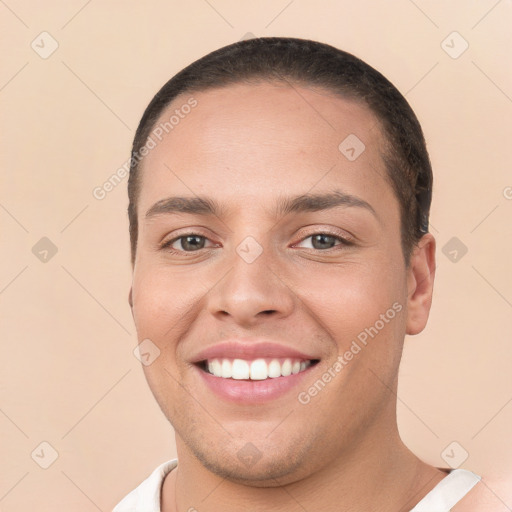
[195,365,315,404]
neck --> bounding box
[163,412,446,512]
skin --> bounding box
[128,81,448,511]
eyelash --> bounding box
[160,231,354,255]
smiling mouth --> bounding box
[197,358,320,381]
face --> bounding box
[129,82,432,485]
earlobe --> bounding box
[405,233,436,336]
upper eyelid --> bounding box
[161,228,214,245]
[294,228,354,243]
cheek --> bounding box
[132,288,168,340]
[303,258,405,333]
[296,262,407,422]
[132,264,193,335]
[131,268,185,392]
[132,267,195,417]
[298,257,408,392]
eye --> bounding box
[294,232,352,251]
[161,233,216,253]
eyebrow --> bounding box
[273,190,377,218]
[144,190,378,221]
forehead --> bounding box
[138,82,392,215]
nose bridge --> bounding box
[207,233,295,323]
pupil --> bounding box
[313,234,335,250]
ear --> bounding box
[128,287,133,309]
[406,233,436,335]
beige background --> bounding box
[1,1,511,510]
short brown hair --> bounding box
[128,37,432,266]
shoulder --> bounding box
[453,473,512,512]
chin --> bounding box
[197,450,307,486]
[179,425,315,486]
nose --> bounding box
[206,243,296,328]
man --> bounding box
[114,37,493,511]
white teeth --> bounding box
[205,358,314,380]
[209,359,222,377]
[231,359,250,380]
[249,359,268,380]
[268,359,281,378]
[221,359,232,378]
[281,359,292,377]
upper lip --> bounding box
[190,339,320,363]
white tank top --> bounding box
[410,468,481,511]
